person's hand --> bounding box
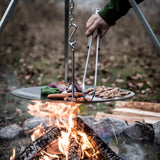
[86,14,110,38]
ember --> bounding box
[11,101,120,160]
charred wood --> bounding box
[15,127,61,160]
[68,137,81,160]
[31,153,64,160]
[73,117,122,160]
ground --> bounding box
[0,0,160,159]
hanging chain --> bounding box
[69,0,74,25]
[68,0,77,49]
[68,0,77,98]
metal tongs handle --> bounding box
[82,8,100,101]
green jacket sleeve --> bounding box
[98,0,144,26]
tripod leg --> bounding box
[64,0,69,83]
[128,0,160,53]
[0,0,18,35]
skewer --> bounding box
[82,8,100,101]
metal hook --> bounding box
[68,23,77,98]
[68,23,77,48]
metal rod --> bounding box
[0,0,18,35]
[91,30,100,101]
[128,0,160,53]
[68,24,77,98]
[82,8,100,101]
[64,0,69,83]
[68,0,77,98]
[82,34,93,98]
[72,46,75,98]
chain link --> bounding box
[69,0,75,25]
[68,0,77,48]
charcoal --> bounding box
[15,127,61,160]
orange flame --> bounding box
[28,101,81,159]
[10,149,16,160]
[27,101,80,122]
[11,101,100,159]
[31,124,46,141]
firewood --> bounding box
[112,108,160,117]
[73,117,122,160]
[15,127,61,160]
[68,137,81,160]
[115,101,160,112]
[95,112,160,125]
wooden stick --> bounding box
[68,137,81,160]
[115,101,160,112]
[15,127,61,160]
[73,117,122,160]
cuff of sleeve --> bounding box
[98,4,124,26]
[98,8,117,26]
[98,0,144,26]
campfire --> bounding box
[10,101,121,160]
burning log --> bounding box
[73,117,122,160]
[14,117,121,160]
[68,137,81,160]
[15,127,61,160]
